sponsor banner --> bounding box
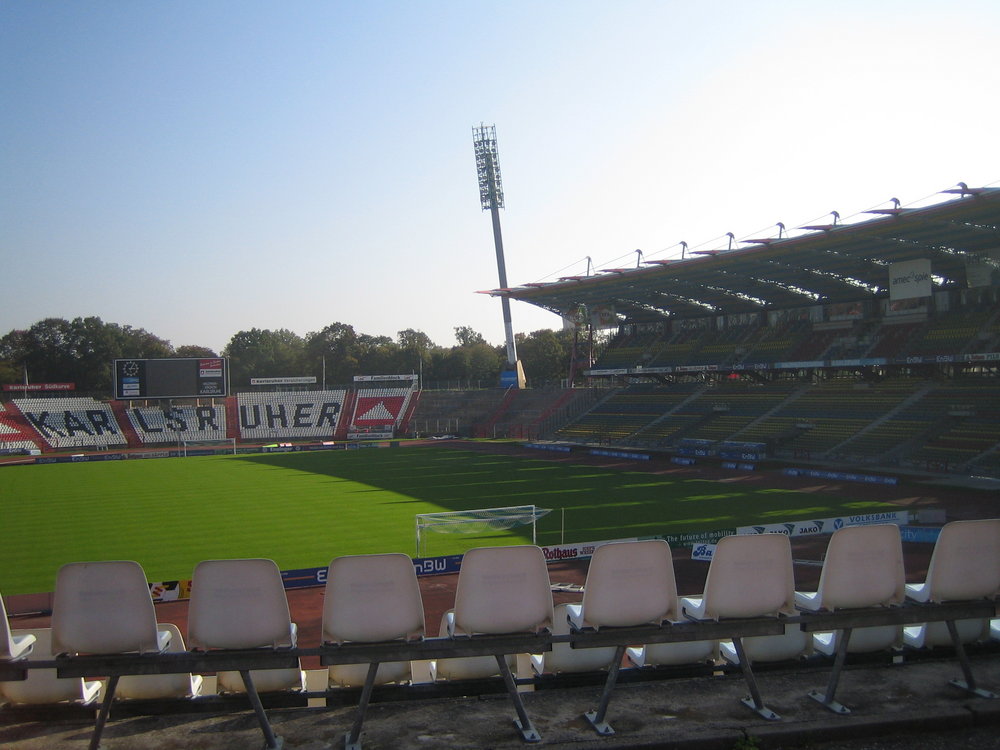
[353,374,419,382]
[526,443,572,453]
[250,376,318,385]
[281,554,465,591]
[889,258,933,301]
[718,451,763,461]
[691,543,716,561]
[35,453,126,464]
[348,431,394,440]
[775,361,825,370]
[541,538,638,563]
[677,447,714,457]
[675,364,718,373]
[2,383,75,392]
[671,457,696,466]
[966,249,1000,288]
[589,448,650,461]
[900,526,942,543]
[782,467,898,485]
[737,510,910,538]
[130,450,172,459]
[149,580,192,602]
[198,358,224,378]
[663,528,736,547]
[412,555,464,576]
[590,304,617,330]
[585,369,629,376]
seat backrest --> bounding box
[816,524,905,609]
[452,545,553,635]
[924,519,1000,602]
[188,559,295,650]
[322,552,425,644]
[580,539,677,628]
[51,561,163,655]
[701,534,795,619]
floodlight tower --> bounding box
[473,123,525,388]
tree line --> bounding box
[0,317,601,394]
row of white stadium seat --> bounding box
[3,520,998,747]
[238,390,347,439]
[126,406,228,444]
[12,398,125,450]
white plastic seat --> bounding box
[550,539,701,735]
[188,558,297,750]
[52,560,171,656]
[188,558,297,651]
[0,629,101,706]
[680,533,797,720]
[794,524,905,713]
[447,545,553,742]
[322,552,424,688]
[904,519,1000,699]
[796,524,904,656]
[903,519,1000,649]
[1,592,35,661]
[450,545,553,637]
[49,560,173,748]
[322,552,426,750]
[116,624,203,700]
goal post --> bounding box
[414,505,551,558]
[181,438,237,456]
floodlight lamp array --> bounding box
[473,123,505,210]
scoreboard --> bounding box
[114,358,228,399]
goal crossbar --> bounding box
[181,438,237,456]
[415,504,551,557]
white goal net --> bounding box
[181,438,237,456]
[414,505,551,557]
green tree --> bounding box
[174,345,218,358]
[454,326,486,346]
[516,328,572,386]
[0,317,172,392]
[223,328,305,386]
[305,322,359,385]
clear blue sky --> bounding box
[3,1,998,353]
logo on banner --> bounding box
[353,396,404,425]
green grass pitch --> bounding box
[0,445,897,595]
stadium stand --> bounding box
[12,397,125,451]
[124,404,228,444]
[0,403,40,455]
[348,386,415,437]
[236,390,347,441]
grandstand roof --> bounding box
[486,187,1000,324]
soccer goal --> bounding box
[414,505,551,558]
[181,438,237,456]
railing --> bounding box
[2,599,995,750]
